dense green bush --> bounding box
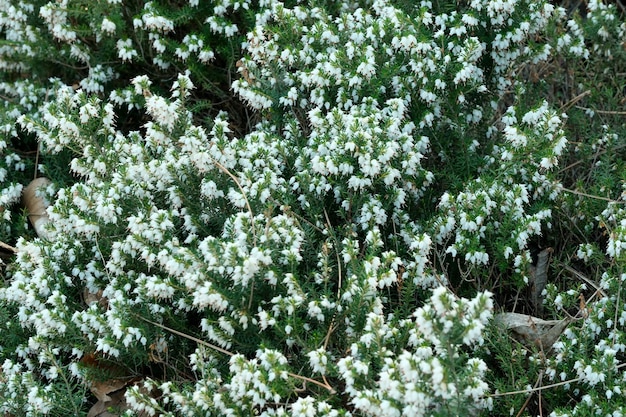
[0,0,625,416]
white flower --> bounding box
[145,95,179,130]
[307,301,324,321]
[307,348,329,374]
[291,397,317,417]
[116,38,138,62]
[100,17,116,35]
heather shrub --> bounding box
[0,0,624,416]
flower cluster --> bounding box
[1,0,625,416]
[583,0,626,59]
[338,287,494,416]
[542,268,626,417]
[598,203,626,260]
[429,100,566,286]
[0,59,496,414]
[0,0,258,249]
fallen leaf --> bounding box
[528,248,553,316]
[495,312,571,351]
[87,380,155,417]
[90,379,131,403]
[22,177,52,239]
[87,389,125,417]
[83,287,109,309]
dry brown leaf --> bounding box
[22,177,52,239]
[529,247,553,316]
[87,380,155,417]
[90,379,131,403]
[83,287,109,309]
[495,312,571,351]
[236,59,255,84]
[87,388,126,417]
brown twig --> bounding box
[212,159,257,244]
[138,315,336,393]
[323,207,343,298]
[34,143,41,181]
[489,362,626,398]
[138,315,234,356]
[613,277,622,346]
[575,105,626,115]
[0,241,17,253]
[560,187,626,203]
[515,370,544,417]
[562,265,607,298]
[559,90,591,113]
[557,144,626,175]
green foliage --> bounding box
[0,0,625,416]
